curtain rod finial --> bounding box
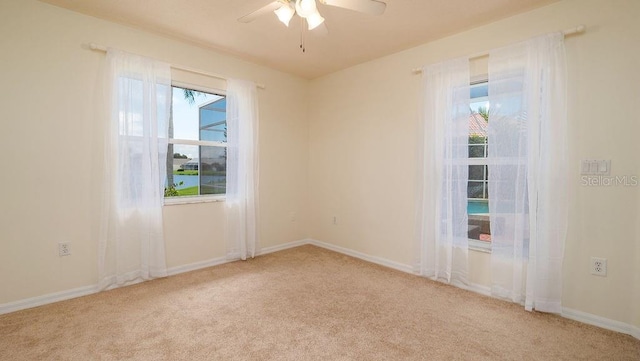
[563,24,586,37]
[88,43,107,52]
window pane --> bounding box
[172,87,223,141]
[469,165,485,181]
[467,181,486,199]
[468,214,491,242]
[470,82,488,99]
[200,145,226,195]
[468,81,491,245]
[166,145,199,197]
[166,86,226,198]
[200,98,226,142]
[468,143,486,158]
[165,144,227,197]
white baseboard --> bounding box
[0,239,309,316]
[308,238,492,296]
[460,282,492,297]
[308,238,414,274]
[562,307,640,339]
[306,238,639,340]
[166,239,309,277]
[0,284,98,315]
[2,238,638,340]
[258,239,309,256]
[166,256,229,277]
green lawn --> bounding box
[169,185,226,197]
[174,170,198,176]
[177,186,198,196]
[166,172,226,197]
[173,171,226,176]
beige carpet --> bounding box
[1,245,638,360]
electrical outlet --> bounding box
[58,242,71,257]
[590,257,607,276]
[332,216,338,225]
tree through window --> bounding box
[165,86,227,198]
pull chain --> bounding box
[299,17,306,53]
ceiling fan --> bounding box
[238,0,386,50]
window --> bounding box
[468,80,491,250]
[165,85,227,199]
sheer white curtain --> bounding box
[488,33,568,312]
[417,57,470,286]
[99,49,171,290]
[225,79,260,260]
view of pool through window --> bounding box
[467,200,489,214]
[468,81,491,244]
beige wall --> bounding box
[308,0,639,328]
[0,0,309,303]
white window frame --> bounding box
[468,77,491,253]
[164,81,227,206]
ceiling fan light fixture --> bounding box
[295,0,317,18]
[306,11,325,30]
[274,4,295,26]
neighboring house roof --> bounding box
[469,113,488,137]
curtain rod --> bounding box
[88,43,266,90]
[411,25,585,75]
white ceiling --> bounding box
[39,0,558,79]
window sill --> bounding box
[469,239,491,253]
[163,195,225,206]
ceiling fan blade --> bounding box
[319,0,386,15]
[238,1,284,23]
